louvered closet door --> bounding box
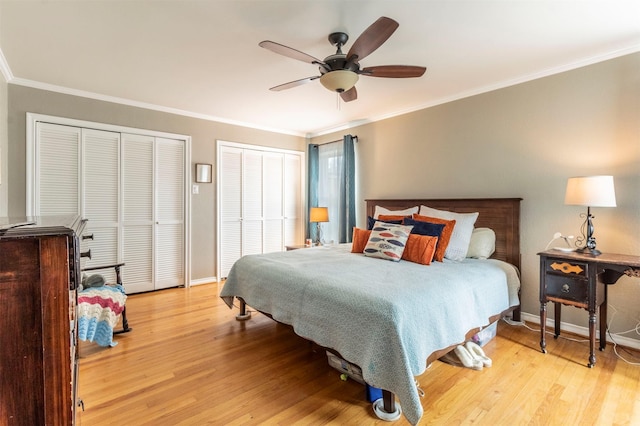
[36,123,81,215]
[155,137,185,290]
[263,152,284,253]
[31,117,188,294]
[242,149,264,256]
[218,142,304,280]
[284,153,302,246]
[82,129,121,283]
[219,147,242,278]
[121,134,154,293]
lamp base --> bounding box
[575,246,601,256]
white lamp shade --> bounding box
[319,70,359,93]
[564,175,616,207]
[309,207,329,223]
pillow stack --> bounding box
[353,204,494,264]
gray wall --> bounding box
[6,85,305,281]
[311,52,640,341]
[5,53,639,342]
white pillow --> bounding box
[373,205,419,219]
[466,228,496,259]
[418,205,479,261]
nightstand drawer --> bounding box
[545,274,588,304]
[546,259,587,277]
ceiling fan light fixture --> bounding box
[319,70,359,93]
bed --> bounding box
[220,198,521,424]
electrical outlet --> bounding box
[192,184,199,195]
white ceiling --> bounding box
[1,1,639,137]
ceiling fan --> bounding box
[259,16,426,102]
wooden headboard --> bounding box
[365,198,522,271]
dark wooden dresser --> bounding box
[0,216,87,426]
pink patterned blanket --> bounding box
[77,284,127,347]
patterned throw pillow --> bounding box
[363,221,413,262]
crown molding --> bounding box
[307,44,640,138]
[0,48,14,82]
[4,44,639,139]
[8,77,306,138]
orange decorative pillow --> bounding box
[351,227,372,253]
[402,234,438,265]
[412,214,456,262]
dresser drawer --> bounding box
[545,274,588,304]
[546,259,588,277]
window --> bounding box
[317,142,344,244]
[308,135,356,244]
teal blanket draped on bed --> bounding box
[220,244,519,425]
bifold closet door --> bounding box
[263,152,284,253]
[284,153,303,246]
[121,135,185,292]
[242,149,264,257]
[82,128,120,283]
[36,123,81,216]
[121,133,154,293]
[218,146,243,279]
[36,123,120,283]
[34,122,185,294]
[218,143,304,279]
[155,137,185,290]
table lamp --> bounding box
[309,207,329,246]
[564,175,616,256]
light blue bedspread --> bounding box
[220,244,519,425]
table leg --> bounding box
[599,285,608,351]
[554,302,561,338]
[588,311,596,368]
[540,302,547,353]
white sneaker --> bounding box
[465,341,492,368]
[454,345,483,370]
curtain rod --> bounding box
[310,135,358,147]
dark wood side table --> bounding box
[538,250,640,368]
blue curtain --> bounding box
[307,144,319,241]
[339,135,356,243]
[307,135,356,244]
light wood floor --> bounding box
[78,283,640,425]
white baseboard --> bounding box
[520,312,640,351]
[190,276,218,286]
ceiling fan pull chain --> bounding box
[336,93,341,110]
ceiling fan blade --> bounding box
[340,86,357,102]
[269,76,320,91]
[259,40,324,65]
[346,17,399,63]
[361,65,426,78]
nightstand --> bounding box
[538,250,640,368]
